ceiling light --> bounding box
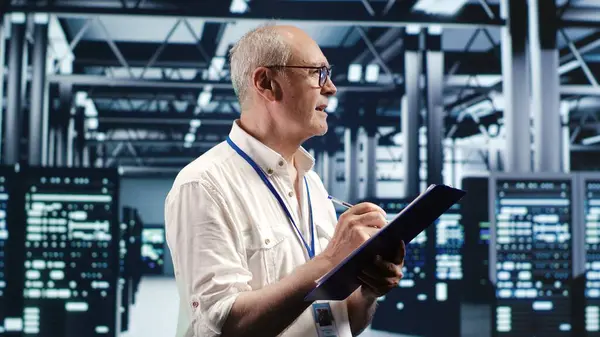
[84,99,98,117]
[208,57,226,80]
[75,92,88,106]
[325,97,338,113]
[406,24,421,35]
[229,0,248,13]
[184,133,196,143]
[428,25,443,35]
[488,124,499,137]
[87,118,98,130]
[413,0,468,16]
[197,91,212,108]
[11,13,26,23]
[365,64,380,83]
[96,132,106,142]
[348,64,362,83]
[190,119,201,128]
[582,135,600,146]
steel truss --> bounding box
[8,0,505,28]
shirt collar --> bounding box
[228,120,315,176]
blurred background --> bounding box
[0,0,598,336]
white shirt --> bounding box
[164,120,352,337]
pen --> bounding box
[328,195,354,209]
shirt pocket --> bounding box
[314,220,335,255]
[242,225,290,286]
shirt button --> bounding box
[267,168,274,174]
[265,239,270,245]
[192,301,199,309]
[278,160,284,166]
[288,191,293,197]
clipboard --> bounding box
[304,184,466,302]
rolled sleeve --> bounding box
[165,180,252,336]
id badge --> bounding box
[311,302,339,337]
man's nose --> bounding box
[321,76,337,96]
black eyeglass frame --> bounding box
[265,65,333,87]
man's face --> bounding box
[272,29,337,140]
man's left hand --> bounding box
[357,240,406,298]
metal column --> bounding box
[501,0,531,173]
[73,106,85,167]
[66,114,75,167]
[323,130,339,193]
[529,0,561,172]
[56,84,73,167]
[29,16,49,166]
[561,101,570,173]
[48,127,55,167]
[344,126,359,203]
[321,150,334,193]
[3,18,26,165]
[55,127,65,167]
[426,28,444,185]
[315,150,323,178]
[364,127,378,199]
[82,146,90,167]
[402,28,421,198]
[0,20,6,156]
[364,102,378,199]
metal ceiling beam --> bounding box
[448,28,600,111]
[111,156,199,164]
[97,116,235,126]
[560,29,599,87]
[561,85,600,96]
[88,139,218,147]
[117,165,181,176]
[72,41,361,70]
[91,107,476,135]
[561,7,600,28]
[571,145,600,152]
[48,74,398,93]
[8,2,505,28]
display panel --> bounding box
[430,203,463,337]
[0,172,10,334]
[435,203,464,282]
[118,217,131,332]
[367,198,435,336]
[123,207,142,305]
[20,168,120,337]
[582,177,600,335]
[141,226,165,275]
[461,176,494,303]
[0,166,20,335]
[491,176,575,337]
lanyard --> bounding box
[227,137,315,259]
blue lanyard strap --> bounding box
[227,137,315,259]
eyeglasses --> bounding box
[265,65,332,87]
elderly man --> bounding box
[165,23,406,337]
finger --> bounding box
[357,272,384,297]
[363,255,403,279]
[391,240,406,265]
[347,202,386,217]
[354,211,387,229]
[358,269,399,296]
[354,225,379,241]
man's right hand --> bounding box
[320,202,388,266]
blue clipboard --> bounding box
[304,184,466,302]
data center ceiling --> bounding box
[2,0,600,171]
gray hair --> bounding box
[229,22,293,106]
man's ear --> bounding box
[252,67,281,102]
